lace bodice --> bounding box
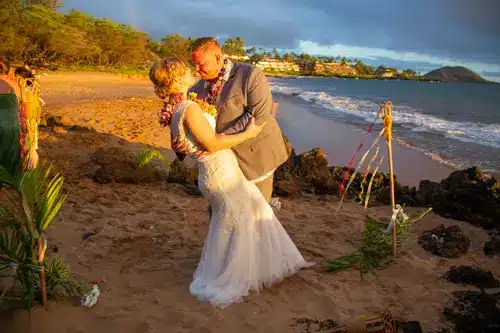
[170,100,216,158]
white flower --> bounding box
[81,284,100,308]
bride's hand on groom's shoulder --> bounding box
[245,117,266,139]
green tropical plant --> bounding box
[136,148,170,170]
[0,160,81,309]
[326,208,432,278]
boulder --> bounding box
[416,167,500,230]
[418,225,470,258]
[91,148,168,184]
[484,231,500,256]
[89,148,197,185]
[444,265,500,291]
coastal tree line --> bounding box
[0,1,418,78]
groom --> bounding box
[176,37,288,202]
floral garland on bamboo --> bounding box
[16,76,41,170]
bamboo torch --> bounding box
[380,101,397,258]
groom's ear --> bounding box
[214,53,221,64]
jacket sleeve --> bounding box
[222,67,273,134]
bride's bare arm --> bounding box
[184,104,265,153]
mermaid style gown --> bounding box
[170,100,308,308]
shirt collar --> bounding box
[222,59,233,81]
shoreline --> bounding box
[38,71,498,184]
[264,71,498,84]
[273,93,457,186]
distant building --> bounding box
[223,54,249,61]
[255,58,301,72]
[375,68,398,78]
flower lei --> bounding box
[158,92,218,127]
[187,92,217,116]
[205,58,228,105]
[158,94,183,127]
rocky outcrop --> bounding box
[274,138,500,230]
[414,167,500,230]
[273,139,419,206]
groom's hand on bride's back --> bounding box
[245,117,266,139]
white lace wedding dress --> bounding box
[171,100,308,308]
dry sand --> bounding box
[1,71,498,333]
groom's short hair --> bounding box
[189,37,221,53]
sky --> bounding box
[62,0,500,81]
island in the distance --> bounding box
[423,66,493,83]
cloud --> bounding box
[297,41,500,76]
[62,0,500,75]
[281,0,500,64]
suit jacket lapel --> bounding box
[216,65,238,109]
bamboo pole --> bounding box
[37,237,48,308]
[381,101,397,258]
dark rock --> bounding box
[484,231,500,256]
[444,265,500,291]
[41,115,63,127]
[282,133,295,157]
[415,180,445,206]
[418,225,470,258]
[295,147,329,178]
[184,183,202,196]
[395,320,423,333]
[396,184,418,206]
[167,159,197,184]
[273,143,415,206]
[417,167,500,230]
[274,146,335,197]
[275,179,302,197]
[443,291,500,333]
[91,148,168,184]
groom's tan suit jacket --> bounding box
[189,62,288,181]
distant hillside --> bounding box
[424,66,490,83]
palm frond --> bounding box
[0,159,78,308]
[326,208,432,277]
[37,171,67,231]
[136,148,170,171]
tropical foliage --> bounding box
[325,208,432,278]
[0,161,81,309]
[0,1,419,78]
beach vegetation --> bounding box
[0,161,82,309]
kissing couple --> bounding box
[149,37,314,309]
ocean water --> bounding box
[269,77,500,173]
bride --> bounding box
[149,57,314,308]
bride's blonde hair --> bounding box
[149,57,188,99]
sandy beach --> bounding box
[1,71,498,333]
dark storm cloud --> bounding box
[281,0,500,64]
[62,0,301,48]
[62,0,500,70]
